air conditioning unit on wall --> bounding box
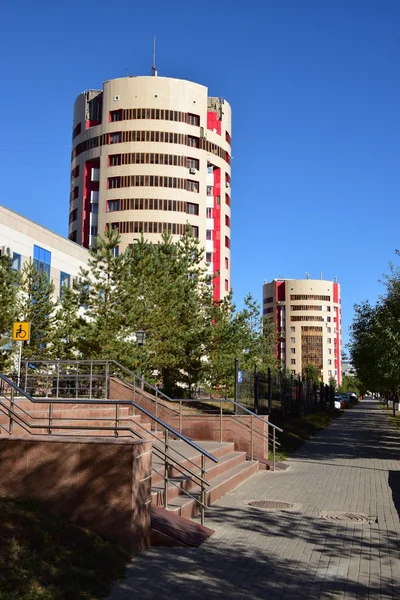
[189,168,197,175]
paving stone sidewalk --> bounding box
[104,399,400,599]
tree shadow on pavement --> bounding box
[105,505,397,599]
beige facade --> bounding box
[69,75,232,300]
[0,204,89,298]
[263,278,342,384]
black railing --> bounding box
[237,367,334,419]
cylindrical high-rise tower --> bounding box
[69,75,232,300]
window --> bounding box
[206,252,212,263]
[328,359,332,365]
[187,180,199,193]
[109,154,121,166]
[290,348,295,354]
[206,208,213,218]
[187,113,200,126]
[110,110,123,122]
[90,226,98,237]
[290,337,295,343]
[187,157,199,170]
[291,359,296,365]
[72,123,81,139]
[225,279,229,291]
[290,326,295,332]
[191,226,199,238]
[109,132,122,144]
[225,257,229,269]
[69,209,78,224]
[328,370,332,376]
[290,295,330,301]
[107,200,120,212]
[327,327,331,333]
[291,370,296,375]
[206,230,212,240]
[108,177,120,189]
[33,245,51,278]
[327,317,331,322]
[60,272,70,298]
[225,194,230,206]
[327,338,332,344]
[112,246,119,257]
[187,136,199,148]
[207,186,213,196]
[225,215,230,227]
[225,236,230,248]
[186,202,199,215]
[11,252,21,271]
[328,348,332,354]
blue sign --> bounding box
[237,370,243,383]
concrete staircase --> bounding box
[151,440,259,519]
[0,397,260,522]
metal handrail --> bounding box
[2,374,217,463]
[165,397,283,470]
[0,373,217,524]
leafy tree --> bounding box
[0,254,19,371]
[206,294,276,396]
[328,376,337,392]
[18,260,55,360]
[338,374,363,397]
[303,363,321,385]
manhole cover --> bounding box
[249,500,294,510]
[320,511,377,524]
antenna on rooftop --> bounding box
[152,37,157,76]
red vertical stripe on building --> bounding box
[213,168,221,301]
[333,283,341,385]
[207,111,221,135]
[82,159,99,248]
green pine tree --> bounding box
[77,228,136,364]
[18,259,56,360]
[0,254,19,372]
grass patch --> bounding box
[0,495,129,600]
[275,409,342,461]
[378,402,400,431]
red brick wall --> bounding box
[0,435,152,552]
[110,379,269,459]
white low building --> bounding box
[0,205,89,297]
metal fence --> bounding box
[236,367,334,419]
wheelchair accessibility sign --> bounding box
[13,322,31,342]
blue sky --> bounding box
[1,0,399,347]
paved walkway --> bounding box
[105,399,400,599]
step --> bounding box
[151,441,235,485]
[151,451,247,504]
[157,460,259,519]
[150,505,214,547]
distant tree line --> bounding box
[0,229,276,397]
[349,250,400,411]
